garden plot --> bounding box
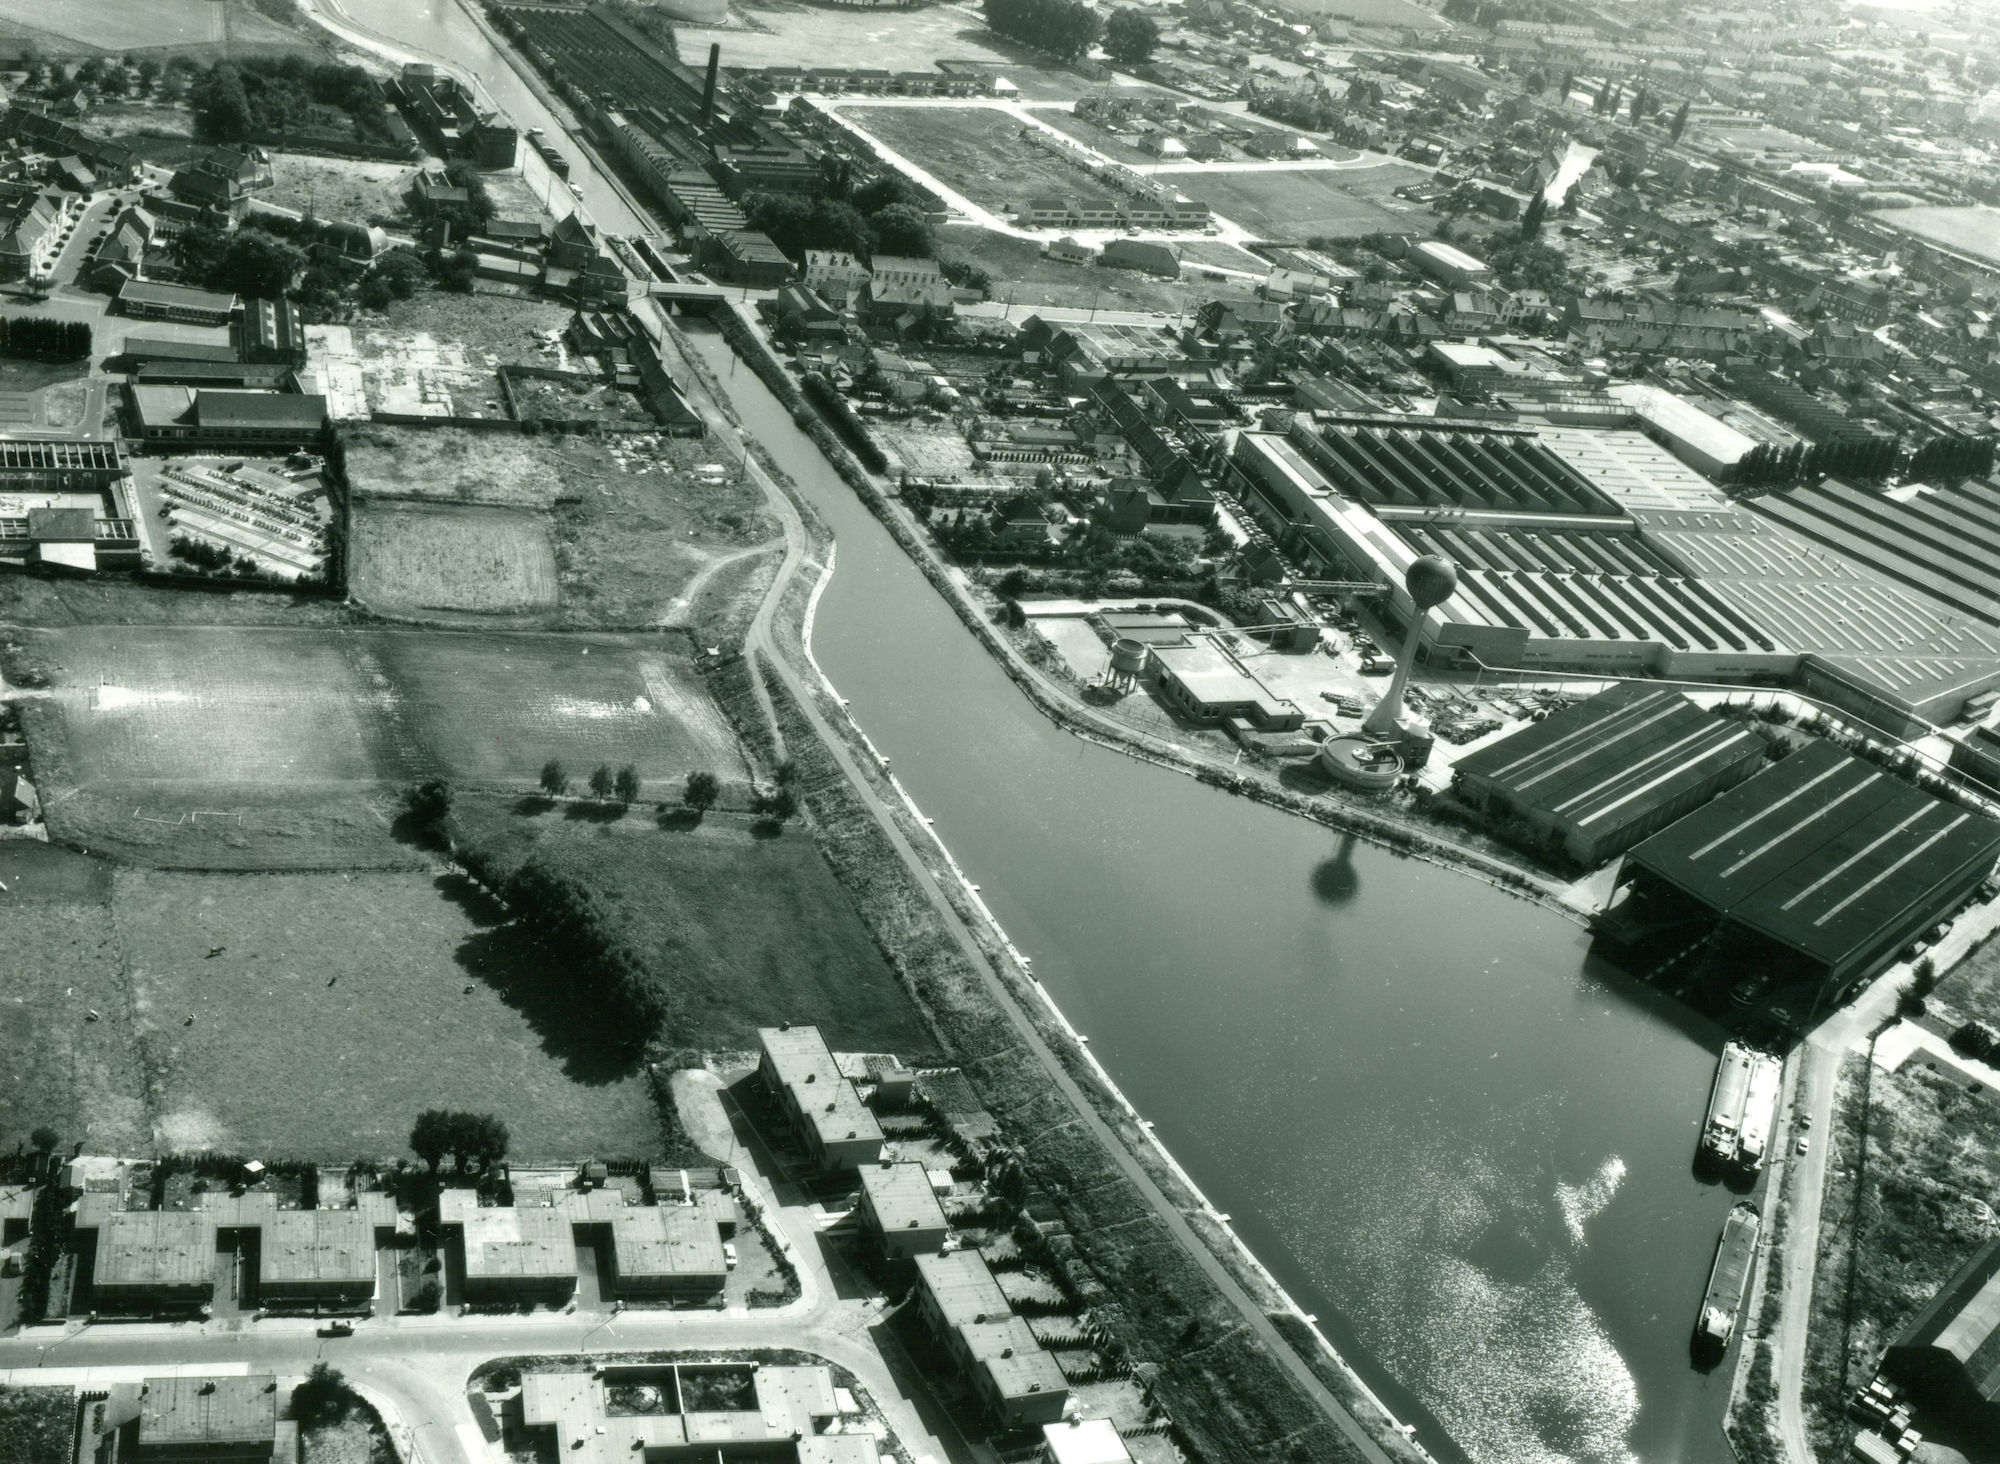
[349,501,558,614]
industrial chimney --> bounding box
[701,43,721,129]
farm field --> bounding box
[343,427,773,626]
[842,105,1097,216]
[452,797,936,1055]
[0,866,150,1156]
[24,623,745,803]
[349,501,559,615]
[112,867,667,1157]
[0,0,322,55]
[1195,164,1423,239]
[1872,204,2000,268]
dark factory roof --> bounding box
[1453,684,1764,833]
[1890,1235,2000,1404]
[1628,739,2000,967]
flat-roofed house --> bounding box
[1043,1418,1135,1464]
[440,1190,577,1304]
[914,1251,1069,1427]
[856,1161,949,1258]
[92,1208,214,1313]
[133,1375,288,1461]
[757,1024,884,1171]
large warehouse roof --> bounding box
[1628,740,2000,967]
[1889,1235,2000,1406]
[1455,684,1765,835]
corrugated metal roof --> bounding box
[1628,739,2000,966]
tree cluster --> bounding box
[982,0,1101,62]
[191,57,387,143]
[1486,238,1568,292]
[359,247,429,309]
[174,222,307,299]
[0,315,91,362]
[292,1364,355,1428]
[408,1109,510,1172]
[744,173,934,263]
[1103,9,1160,67]
[1518,189,1547,241]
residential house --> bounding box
[914,1252,1069,1427]
[804,249,871,302]
[0,188,62,280]
[757,1025,884,1171]
[1045,236,1095,266]
[856,1162,950,1259]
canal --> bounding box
[322,3,1747,1457]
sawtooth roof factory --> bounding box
[1226,409,2000,735]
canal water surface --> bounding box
[328,4,1746,1454]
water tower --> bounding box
[1107,637,1148,691]
[1362,554,1458,739]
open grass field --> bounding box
[349,501,559,615]
[0,858,150,1155]
[1026,106,1155,166]
[939,225,1258,313]
[1194,165,1417,239]
[453,796,935,1055]
[113,866,666,1157]
[1872,205,2000,268]
[27,624,746,796]
[0,0,320,55]
[841,105,1095,216]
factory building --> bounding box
[1226,416,2000,728]
[1884,1235,2000,1434]
[1451,685,1769,866]
[128,388,329,451]
[855,1161,950,1259]
[914,1251,1070,1427]
[757,1025,884,1171]
[1606,740,2000,998]
[118,279,240,326]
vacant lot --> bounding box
[1803,1054,2000,1461]
[344,426,772,626]
[263,153,416,229]
[1276,0,1442,25]
[454,797,934,1055]
[79,100,196,140]
[843,105,1094,216]
[114,867,666,1157]
[1027,107,1154,166]
[1873,205,2000,268]
[1195,166,1416,239]
[939,225,1256,313]
[28,624,745,798]
[1,875,149,1156]
[349,501,559,615]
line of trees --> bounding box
[1909,432,1996,483]
[1732,435,1903,487]
[457,844,667,1037]
[1103,9,1159,67]
[801,371,889,472]
[408,1109,509,1173]
[0,316,91,362]
[982,0,1101,62]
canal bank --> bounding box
[311,2,1755,1457]
[678,320,1744,1464]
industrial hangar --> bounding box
[1600,740,2000,1000]
[1226,411,2000,733]
[1451,684,1768,865]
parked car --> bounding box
[317,1321,354,1338]
[1795,1135,1811,1155]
